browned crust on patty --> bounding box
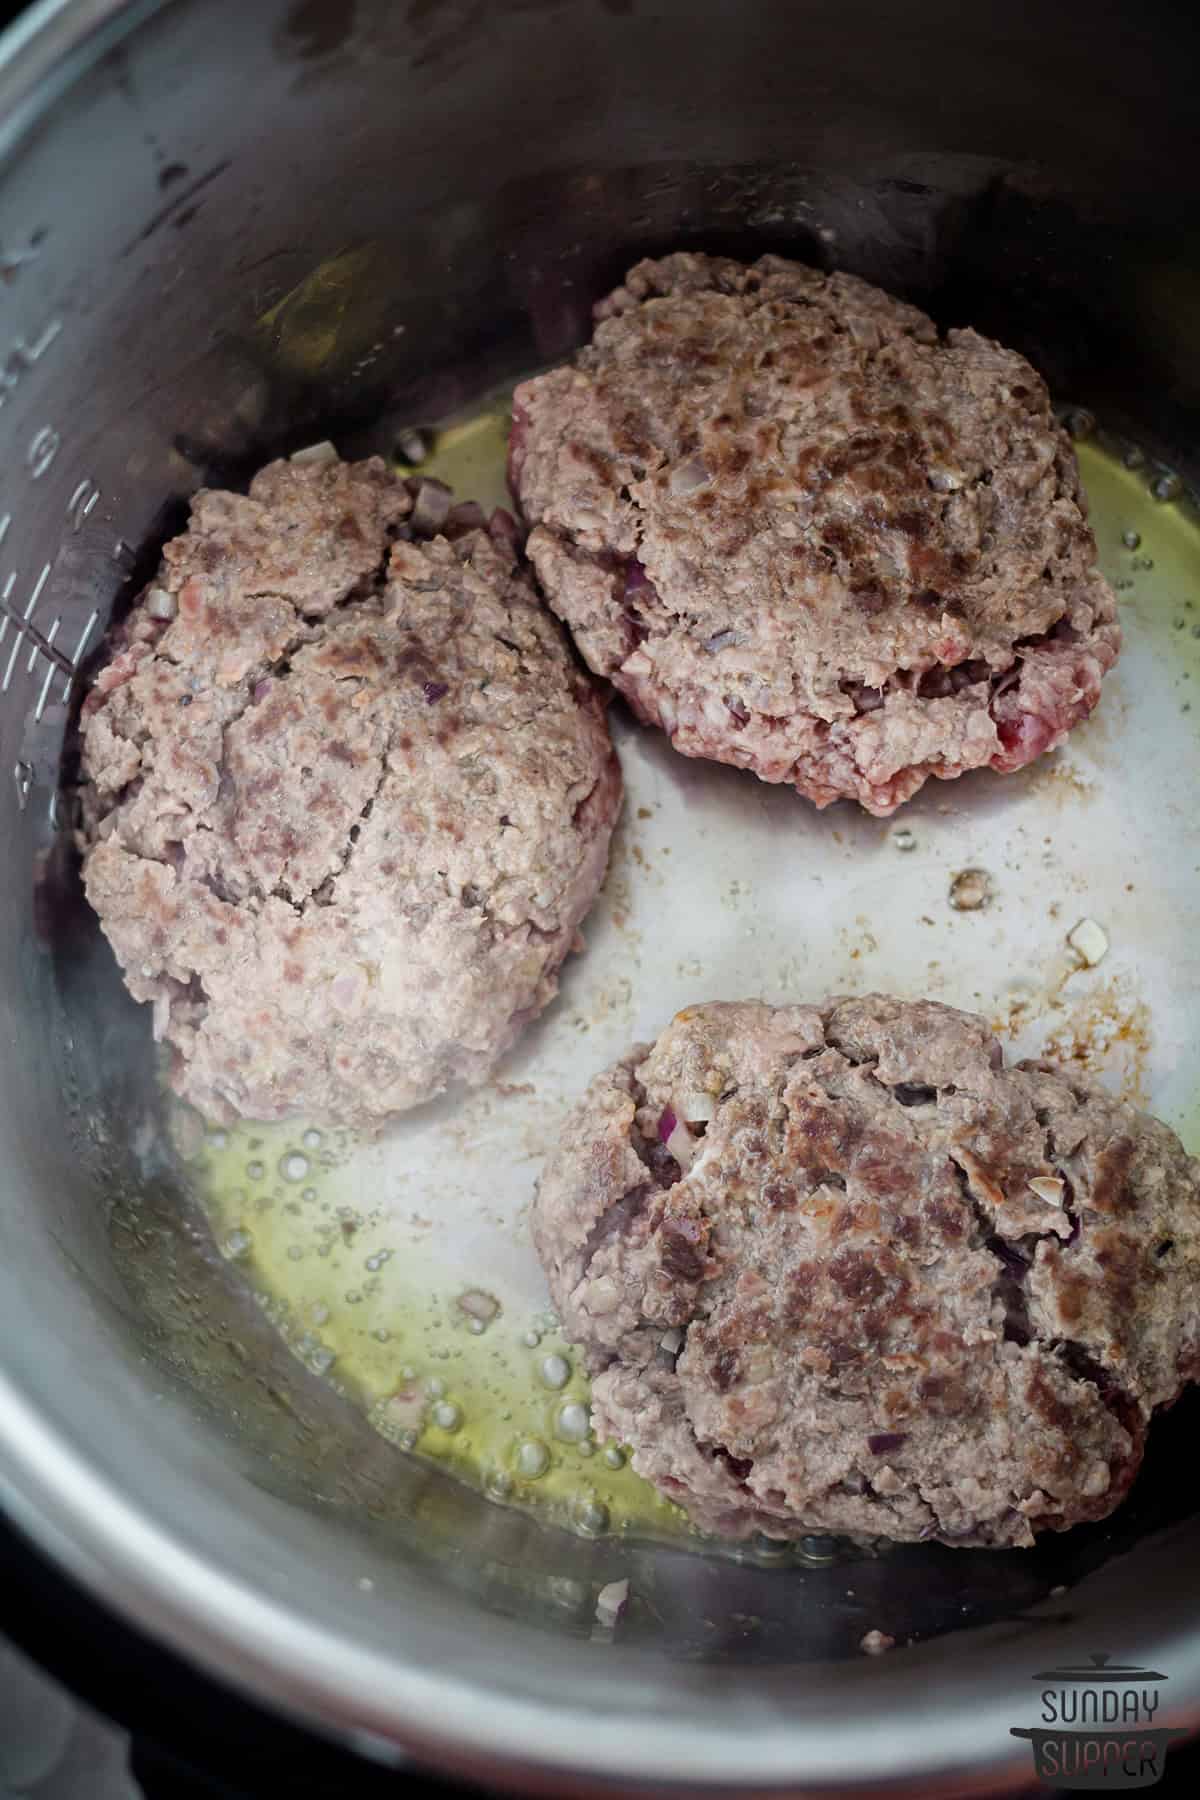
[511,253,1120,815]
[78,459,621,1127]
[533,996,1199,1546]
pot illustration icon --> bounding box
[1011,1653,1185,1790]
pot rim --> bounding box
[0,1356,1039,1792]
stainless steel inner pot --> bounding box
[1,0,1199,1792]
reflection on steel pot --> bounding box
[0,0,1199,1795]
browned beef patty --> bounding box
[511,253,1120,815]
[533,996,1200,1546]
[78,456,621,1127]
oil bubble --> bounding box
[425,1376,446,1398]
[602,1446,626,1470]
[246,1160,266,1182]
[522,1329,542,1348]
[488,1469,515,1500]
[301,1187,317,1202]
[280,1152,309,1183]
[208,1128,229,1151]
[302,1128,323,1149]
[1152,472,1181,503]
[573,1497,610,1537]
[1121,528,1141,549]
[516,1438,551,1479]
[539,1353,571,1390]
[310,1347,336,1375]
[286,1244,303,1262]
[431,1401,463,1432]
[224,1227,253,1259]
[555,1402,591,1443]
[891,826,916,853]
[396,426,432,465]
[798,1535,837,1566]
[399,1428,418,1452]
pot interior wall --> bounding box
[1,0,1199,1787]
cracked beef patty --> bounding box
[510,253,1121,815]
[78,455,621,1127]
[533,997,1200,1546]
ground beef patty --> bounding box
[533,997,1200,1546]
[79,455,621,1128]
[511,254,1120,815]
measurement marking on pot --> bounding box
[27,612,59,674]
[68,479,100,531]
[35,647,61,720]
[0,317,62,409]
[58,608,99,701]
[0,239,39,281]
[26,426,60,479]
[1,561,53,692]
[0,570,40,691]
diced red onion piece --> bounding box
[658,1107,678,1144]
[423,681,449,705]
[624,558,651,596]
[992,709,1055,770]
[447,500,486,533]
[145,586,177,622]
[867,1431,907,1455]
[595,1579,629,1625]
[669,455,711,496]
[410,477,453,535]
[489,506,520,547]
[666,1120,696,1169]
[289,440,338,465]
